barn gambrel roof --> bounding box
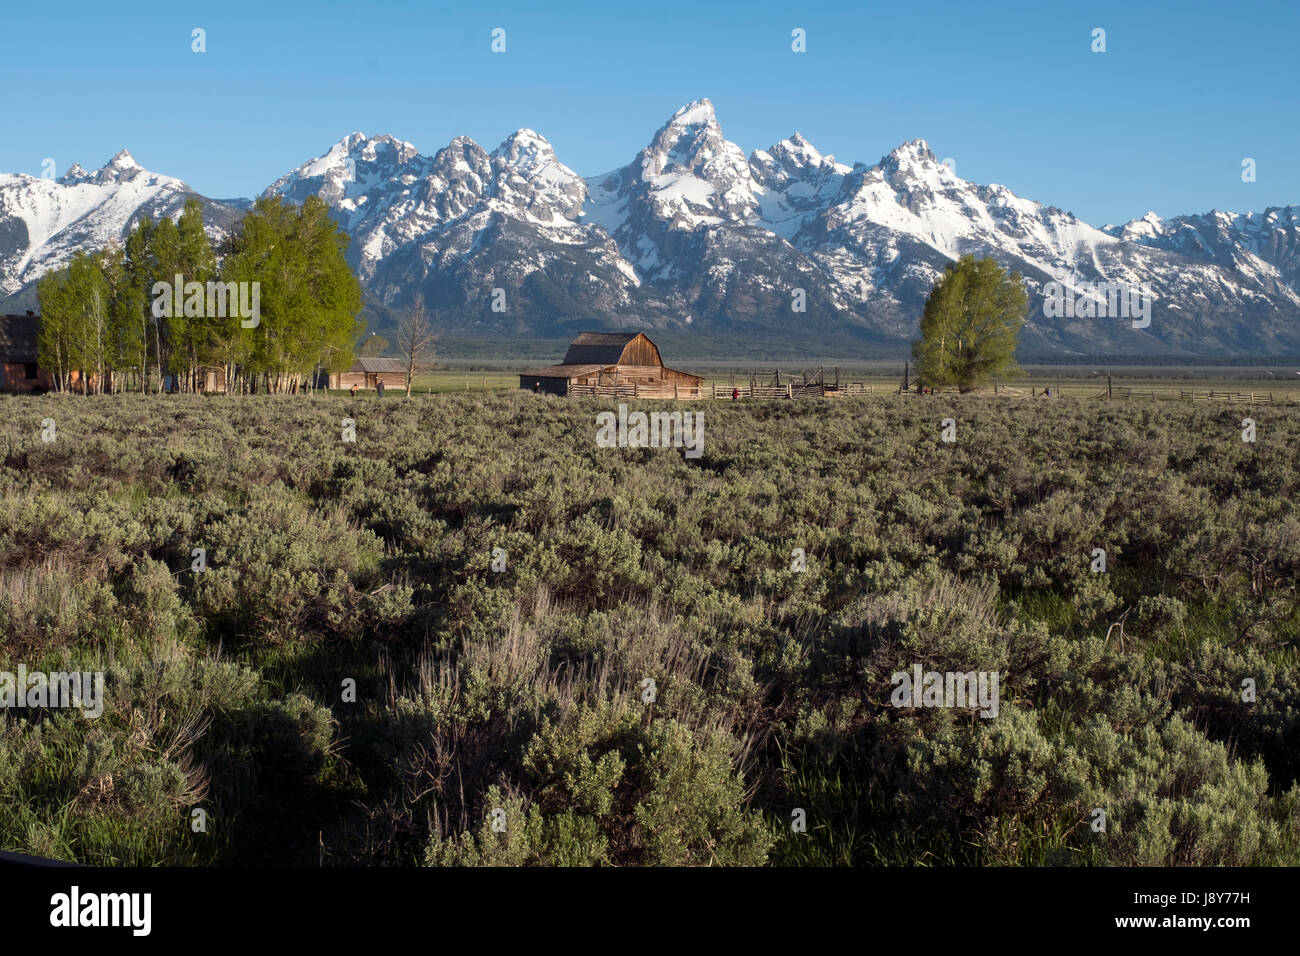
[561,332,648,366]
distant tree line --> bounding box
[36,196,362,394]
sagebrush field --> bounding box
[2,392,1298,865]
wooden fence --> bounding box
[568,382,702,399]
[710,383,873,399]
[1095,387,1158,401]
[1179,389,1274,404]
[567,380,1284,403]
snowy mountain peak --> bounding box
[883,139,939,168]
[491,129,585,220]
[106,148,141,170]
[58,163,91,184]
[756,132,852,177]
[493,129,559,166]
[87,149,147,185]
[630,99,756,226]
[771,132,824,164]
[668,98,718,129]
[1110,210,1166,240]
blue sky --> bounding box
[2,0,1296,226]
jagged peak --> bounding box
[494,128,558,160]
[324,132,420,160]
[763,132,832,166]
[642,97,745,180]
[499,128,552,147]
[444,134,483,150]
[884,139,937,164]
[104,148,141,170]
[86,148,149,184]
[667,98,718,128]
[58,162,90,183]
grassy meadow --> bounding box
[1,389,1298,866]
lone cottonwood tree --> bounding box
[912,255,1026,392]
[395,292,437,397]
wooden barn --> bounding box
[520,332,702,398]
[317,357,410,391]
[0,312,52,392]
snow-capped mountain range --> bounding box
[3,98,1299,355]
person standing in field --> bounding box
[377,380,385,398]
[350,383,358,398]
[534,381,541,393]
[732,386,740,401]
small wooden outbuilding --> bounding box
[318,357,410,391]
[0,313,52,392]
[520,332,702,397]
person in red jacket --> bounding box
[732,386,740,401]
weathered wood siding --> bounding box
[617,334,663,368]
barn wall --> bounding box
[658,366,703,385]
[598,364,702,386]
[618,334,662,368]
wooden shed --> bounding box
[318,357,410,391]
[520,332,702,398]
[0,313,52,392]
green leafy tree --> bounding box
[150,217,181,391]
[124,217,155,392]
[912,255,1026,393]
[100,243,141,393]
[221,195,361,392]
[36,268,73,390]
[173,198,218,391]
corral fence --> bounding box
[711,382,875,399]
[710,366,872,399]
[568,382,703,399]
[1179,389,1275,404]
[569,372,1289,404]
[1093,387,1159,401]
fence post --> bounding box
[634,382,639,398]
[1107,375,1112,400]
[786,383,793,399]
[674,382,679,399]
